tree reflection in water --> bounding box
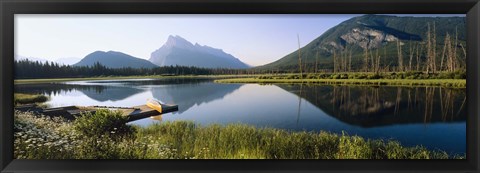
[278,84,466,128]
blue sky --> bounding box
[15,14,464,66]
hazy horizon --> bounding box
[15,14,464,66]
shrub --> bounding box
[71,110,138,159]
[367,74,382,79]
[454,74,465,79]
[318,74,330,79]
[14,94,48,105]
[355,74,368,79]
[438,72,455,79]
[454,70,466,79]
[286,75,298,79]
[73,109,134,139]
[306,74,317,79]
[258,76,273,79]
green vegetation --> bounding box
[247,71,466,80]
[215,72,466,88]
[15,59,258,80]
[14,93,48,105]
[14,110,463,159]
[73,110,134,138]
[216,78,465,88]
[14,74,258,84]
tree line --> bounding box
[14,60,253,79]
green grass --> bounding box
[215,71,466,88]
[14,93,49,105]
[215,78,466,88]
[14,74,259,84]
[134,121,457,159]
[14,110,463,159]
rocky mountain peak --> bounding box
[339,28,399,50]
[164,35,194,49]
[149,35,250,69]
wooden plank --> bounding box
[14,104,42,112]
[14,104,179,123]
[43,106,78,111]
[67,110,96,116]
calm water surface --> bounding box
[15,78,466,154]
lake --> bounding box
[15,78,467,155]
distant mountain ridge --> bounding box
[55,57,81,65]
[74,51,158,69]
[15,55,49,64]
[149,35,250,69]
[15,55,82,66]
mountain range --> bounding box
[18,15,466,70]
[149,35,250,69]
[71,35,249,69]
[259,14,466,70]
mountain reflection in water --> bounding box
[278,84,466,127]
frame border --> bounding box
[1,0,479,172]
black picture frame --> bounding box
[1,0,479,172]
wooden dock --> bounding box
[15,104,178,122]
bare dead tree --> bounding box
[376,48,381,74]
[433,22,437,73]
[344,47,348,72]
[426,23,432,74]
[297,34,303,79]
[440,33,448,71]
[416,42,423,71]
[446,33,454,72]
[460,43,467,68]
[454,26,458,70]
[384,46,387,73]
[349,49,352,72]
[364,47,369,72]
[397,39,403,72]
[333,48,337,73]
[340,48,344,72]
[315,49,319,73]
[408,40,414,71]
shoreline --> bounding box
[14,75,466,88]
[14,75,258,84]
[214,78,466,88]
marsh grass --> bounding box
[215,72,466,88]
[14,93,48,105]
[215,78,466,88]
[14,110,464,159]
[135,121,459,159]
